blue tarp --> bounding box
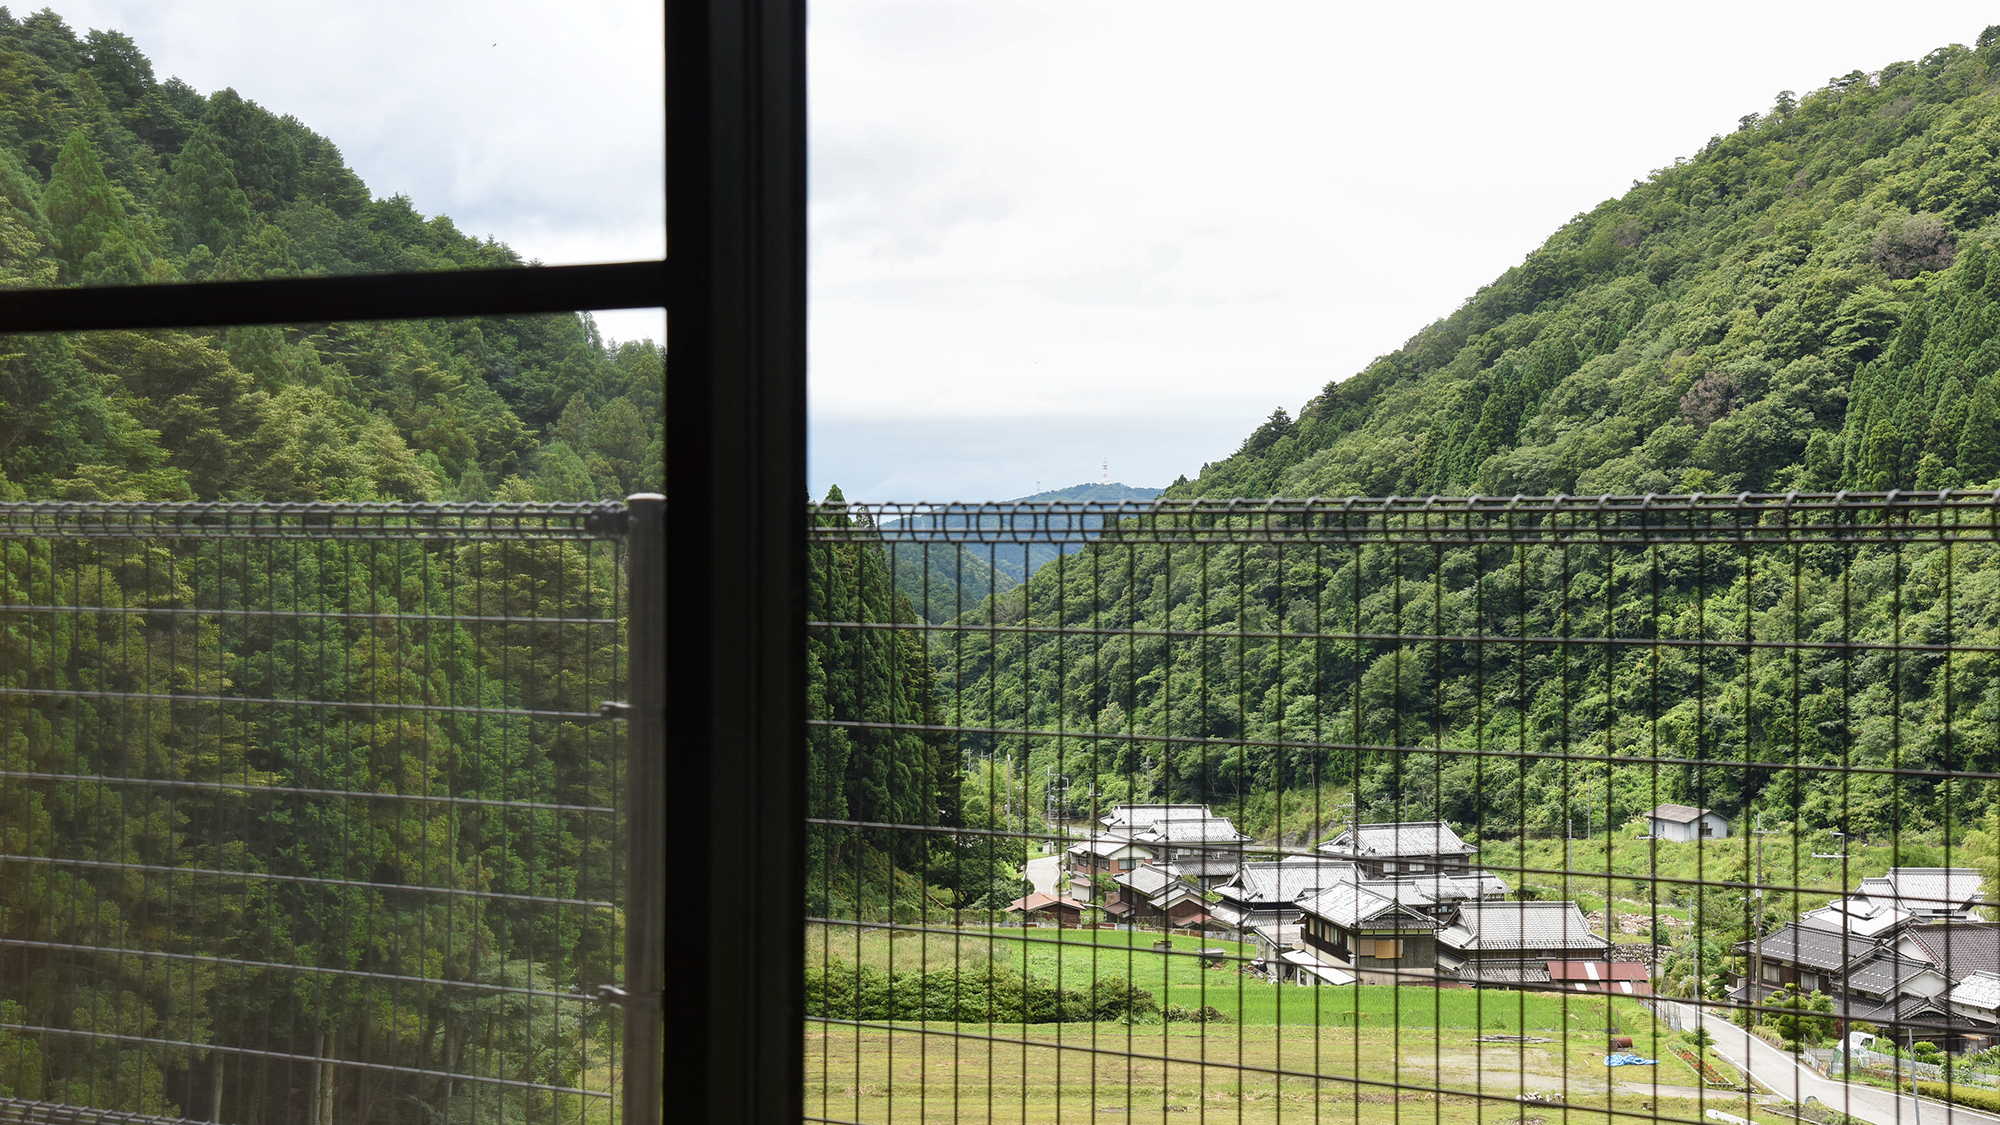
[1604,1053,1658,1067]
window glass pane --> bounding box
[0,4,663,348]
[0,302,660,1119]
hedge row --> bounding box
[1903,1079,2000,1114]
[807,960,1158,1024]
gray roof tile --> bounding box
[1741,922,1871,971]
[1440,901,1606,952]
[1903,922,2000,981]
[1297,884,1434,930]
[1319,821,1476,860]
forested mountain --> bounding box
[0,7,662,505]
[1175,34,2000,503]
[880,482,1165,621]
[941,28,2000,868]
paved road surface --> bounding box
[1671,1002,2000,1125]
[1025,853,1059,896]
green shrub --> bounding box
[1088,975,1160,1023]
[1904,1079,2000,1114]
[806,958,1096,1024]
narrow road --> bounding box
[1025,853,1059,896]
[1671,1002,2000,1125]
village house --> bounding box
[1210,858,1358,933]
[1433,901,1611,987]
[1130,815,1252,889]
[1898,921,2000,981]
[1640,803,1729,842]
[1352,870,1511,921]
[1859,869,1988,923]
[1103,863,1220,931]
[1004,891,1090,928]
[1294,882,1441,985]
[1942,970,2000,1052]
[1737,877,1995,1007]
[1062,832,1157,899]
[1100,803,1216,831]
[1732,921,1877,999]
[1799,893,1915,941]
[1316,821,1477,877]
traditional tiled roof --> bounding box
[1101,804,1215,830]
[1902,922,2000,980]
[1740,922,1872,972]
[1437,901,1606,953]
[1248,922,1301,950]
[1167,856,1246,879]
[1112,863,1182,898]
[1357,871,1510,907]
[1136,817,1249,845]
[1861,868,1987,912]
[1801,896,1914,940]
[1155,884,1209,911]
[1297,884,1433,931]
[1644,803,1714,824]
[1208,900,1250,927]
[1217,860,1358,906]
[1319,821,1475,860]
[1844,951,1937,998]
[1950,970,2000,1014]
[1460,961,1552,984]
[1839,992,1949,1028]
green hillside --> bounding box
[878,483,1167,622]
[943,28,2000,864]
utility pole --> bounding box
[1565,811,1574,908]
[1750,814,1774,1025]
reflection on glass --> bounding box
[0,5,662,292]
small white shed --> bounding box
[1644,803,1728,842]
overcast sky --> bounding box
[35,3,2000,502]
[809,1,2000,501]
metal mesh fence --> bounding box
[0,501,634,1125]
[807,492,2000,1125]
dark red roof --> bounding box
[1007,892,1087,914]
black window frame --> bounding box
[0,2,807,1122]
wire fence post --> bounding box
[624,492,667,1125]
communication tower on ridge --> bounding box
[1102,458,1109,486]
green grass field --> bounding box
[806,1022,1752,1125]
[811,925,1673,1033]
[801,926,1767,1125]
[1476,830,1903,920]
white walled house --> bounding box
[1642,804,1729,842]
